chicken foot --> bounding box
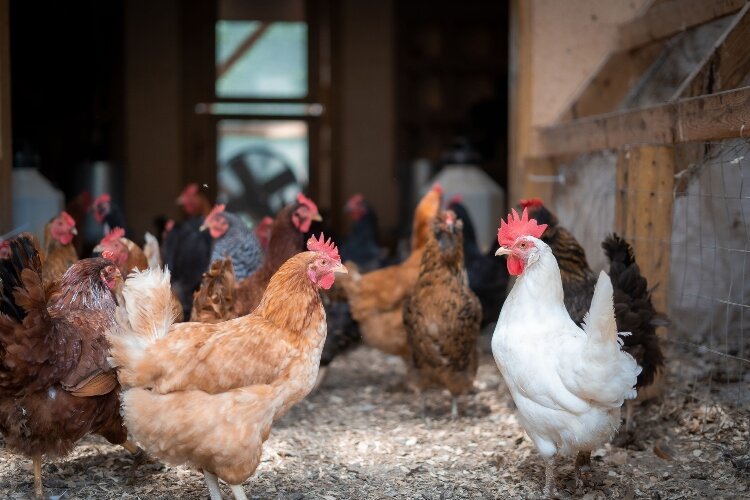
[574,451,592,490]
[203,470,223,500]
[33,454,43,499]
[230,484,249,500]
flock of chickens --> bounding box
[0,182,666,499]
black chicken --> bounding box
[340,194,386,273]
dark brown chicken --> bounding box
[192,195,322,322]
[190,257,236,323]
[0,234,138,498]
[403,210,481,419]
[520,199,666,411]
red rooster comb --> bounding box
[297,193,320,214]
[94,193,111,206]
[102,227,125,245]
[205,204,225,222]
[307,233,340,262]
[432,182,443,194]
[448,194,463,206]
[347,193,364,206]
[102,250,115,261]
[497,208,547,247]
[178,183,199,204]
[59,211,76,227]
[519,198,545,209]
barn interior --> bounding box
[0,1,749,499]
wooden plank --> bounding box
[521,157,557,204]
[674,2,750,99]
[0,0,11,233]
[615,145,674,314]
[508,0,534,207]
[618,0,745,51]
[535,85,750,157]
[560,40,666,122]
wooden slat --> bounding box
[535,85,750,157]
[618,0,745,51]
[559,40,666,122]
[521,157,557,205]
[0,0,11,233]
[615,145,674,314]
[674,2,750,98]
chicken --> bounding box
[447,197,509,326]
[340,193,386,272]
[254,216,274,250]
[107,234,347,500]
[92,193,128,237]
[403,210,481,418]
[190,257,237,323]
[163,183,213,320]
[520,199,666,416]
[491,209,640,497]
[41,211,79,285]
[192,194,322,322]
[202,204,264,280]
[0,234,138,498]
[339,184,442,360]
[94,227,149,277]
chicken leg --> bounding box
[574,450,592,489]
[33,454,43,499]
[230,484,249,500]
[204,470,223,500]
[451,396,459,420]
[542,457,556,499]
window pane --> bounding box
[217,120,308,219]
[216,21,308,98]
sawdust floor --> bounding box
[1,340,748,499]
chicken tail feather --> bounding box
[582,271,617,343]
[108,267,179,377]
[0,233,45,322]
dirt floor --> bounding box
[1,339,748,499]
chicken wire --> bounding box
[669,138,750,412]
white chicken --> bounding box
[491,208,640,497]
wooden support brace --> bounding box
[615,145,674,315]
[521,157,558,205]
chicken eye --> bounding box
[519,242,527,249]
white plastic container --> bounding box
[432,164,505,253]
[12,168,64,242]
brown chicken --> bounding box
[192,194,322,322]
[403,210,481,419]
[0,234,139,498]
[107,234,347,499]
[190,257,237,323]
[41,211,79,285]
[339,184,442,359]
[94,227,149,276]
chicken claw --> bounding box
[574,451,592,490]
[542,458,557,499]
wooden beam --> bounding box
[0,0,11,233]
[535,85,750,157]
[559,40,665,122]
[508,0,534,207]
[615,145,674,314]
[216,22,270,79]
[617,0,745,51]
[674,2,750,99]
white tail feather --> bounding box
[108,267,178,373]
[143,232,161,269]
[582,271,617,342]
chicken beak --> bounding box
[333,262,348,274]
[199,224,207,232]
[93,244,104,253]
[312,213,323,222]
[71,227,78,235]
[495,247,512,257]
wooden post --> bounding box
[0,0,12,233]
[615,145,674,315]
